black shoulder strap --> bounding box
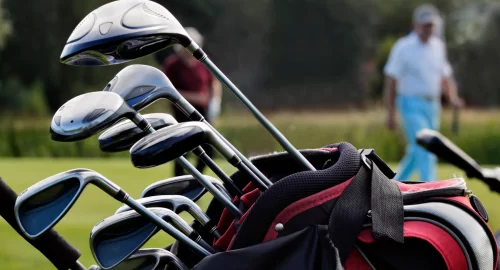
[328,155,404,265]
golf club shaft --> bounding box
[204,121,272,187]
[198,56,316,172]
[178,156,242,218]
[125,197,212,256]
[69,261,86,270]
[193,147,243,197]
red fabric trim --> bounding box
[317,147,338,152]
[262,177,354,242]
[397,179,460,193]
[354,221,467,270]
[345,248,372,270]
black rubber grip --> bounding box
[228,156,240,167]
[0,177,81,270]
[113,189,128,202]
[192,48,205,60]
[189,110,204,122]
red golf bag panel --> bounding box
[187,142,498,270]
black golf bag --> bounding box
[170,142,498,270]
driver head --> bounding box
[15,168,120,238]
[50,91,136,142]
[98,113,177,152]
[60,0,192,66]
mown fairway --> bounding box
[0,158,499,269]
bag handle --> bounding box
[328,151,404,264]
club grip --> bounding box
[416,129,483,178]
[0,177,82,270]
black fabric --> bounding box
[230,142,360,250]
[357,238,447,269]
[328,162,404,264]
[0,177,82,270]
[192,225,343,270]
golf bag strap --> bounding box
[328,160,404,264]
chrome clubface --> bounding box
[98,113,177,152]
[60,0,191,66]
[90,208,193,269]
[103,65,181,111]
[140,175,229,201]
[15,169,120,239]
[50,92,132,142]
[108,248,188,270]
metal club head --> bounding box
[90,208,198,269]
[98,113,177,152]
[50,91,152,142]
[60,0,194,66]
[140,175,230,202]
[98,248,188,270]
[14,169,122,239]
[130,121,238,168]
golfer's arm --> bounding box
[384,76,397,114]
[441,77,459,104]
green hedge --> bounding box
[1,112,500,164]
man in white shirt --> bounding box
[384,4,462,182]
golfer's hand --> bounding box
[452,97,465,108]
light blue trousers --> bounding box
[394,95,440,182]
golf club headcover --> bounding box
[0,177,82,270]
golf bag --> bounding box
[173,142,498,269]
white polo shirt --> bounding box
[384,32,453,98]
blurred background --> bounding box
[0,0,500,269]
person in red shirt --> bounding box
[163,27,222,177]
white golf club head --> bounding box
[60,0,193,66]
[96,248,188,270]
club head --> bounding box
[115,195,208,224]
[50,91,137,142]
[99,113,177,152]
[104,248,188,270]
[416,129,483,178]
[104,64,185,112]
[60,0,192,66]
[90,208,193,269]
[130,122,235,168]
[15,169,120,239]
[140,175,228,202]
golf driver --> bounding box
[50,91,238,216]
[130,130,244,218]
[90,248,188,270]
[103,64,271,189]
[99,111,242,197]
[59,0,316,171]
[131,121,266,192]
[140,175,229,201]
[115,195,221,239]
[416,129,500,193]
[14,169,213,259]
[91,208,212,269]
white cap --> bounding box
[413,4,440,25]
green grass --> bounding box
[0,158,499,269]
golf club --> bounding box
[91,208,212,269]
[131,121,266,192]
[130,129,244,218]
[416,128,500,193]
[103,64,271,189]
[115,195,221,239]
[99,111,242,197]
[59,0,316,171]
[140,175,229,201]
[98,113,177,152]
[14,169,212,260]
[90,248,188,270]
[50,91,238,215]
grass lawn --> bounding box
[0,158,499,269]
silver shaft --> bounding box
[177,157,242,217]
[200,57,316,172]
[125,197,211,256]
[204,121,273,187]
